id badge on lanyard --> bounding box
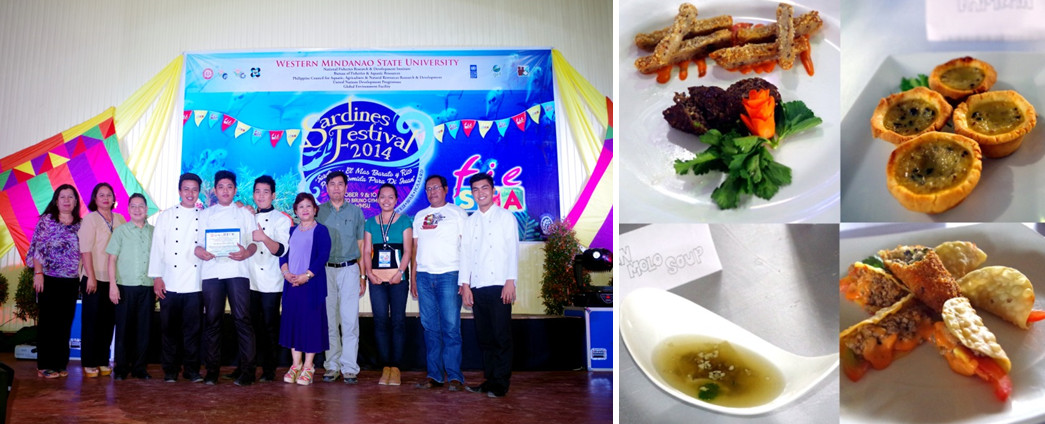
[378,244,394,268]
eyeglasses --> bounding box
[425,186,444,192]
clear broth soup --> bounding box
[653,335,785,407]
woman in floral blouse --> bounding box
[27,184,83,378]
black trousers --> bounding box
[202,277,254,375]
[472,285,513,395]
[250,290,282,375]
[113,285,154,376]
[37,276,79,371]
[79,276,115,368]
[159,291,202,375]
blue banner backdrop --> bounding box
[182,49,558,240]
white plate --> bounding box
[840,224,1045,424]
[841,52,1045,221]
[619,0,840,223]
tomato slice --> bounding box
[841,346,870,382]
[1027,310,1045,325]
[974,359,1012,402]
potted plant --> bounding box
[540,221,591,315]
[14,267,37,324]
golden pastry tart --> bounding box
[871,87,953,145]
[886,132,982,214]
[953,90,1037,158]
[928,57,997,101]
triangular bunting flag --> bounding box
[434,124,445,142]
[82,126,103,140]
[251,128,264,144]
[69,137,88,157]
[496,119,510,137]
[461,120,476,138]
[285,129,300,146]
[48,152,69,169]
[11,169,33,184]
[235,122,250,138]
[478,120,493,138]
[542,101,555,122]
[194,110,207,126]
[183,110,191,125]
[208,112,221,128]
[511,112,527,132]
[527,105,541,123]
[221,114,236,132]
[446,121,460,139]
[13,161,35,178]
[269,130,284,147]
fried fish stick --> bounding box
[878,245,961,313]
[708,36,810,70]
[734,11,823,45]
[635,15,734,51]
[635,29,732,74]
[649,3,699,70]
[776,3,795,70]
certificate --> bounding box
[205,228,242,257]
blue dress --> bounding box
[279,222,331,353]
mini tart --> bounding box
[871,87,953,145]
[928,57,997,101]
[953,90,1037,158]
[886,132,982,214]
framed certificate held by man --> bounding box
[205,228,242,257]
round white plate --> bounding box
[619,0,840,223]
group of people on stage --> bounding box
[26,169,520,397]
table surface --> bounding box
[617,224,839,424]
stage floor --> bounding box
[1,353,612,423]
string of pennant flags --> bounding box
[182,100,556,147]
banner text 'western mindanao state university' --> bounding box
[182,49,558,240]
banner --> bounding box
[183,49,558,240]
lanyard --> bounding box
[379,211,396,245]
[98,211,113,233]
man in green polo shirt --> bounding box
[105,193,155,380]
[315,171,367,384]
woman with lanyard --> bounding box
[78,182,126,378]
[27,184,83,378]
[363,183,413,386]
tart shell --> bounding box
[953,90,1037,158]
[886,132,983,214]
[928,57,998,101]
[871,87,953,145]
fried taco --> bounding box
[840,261,909,314]
[957,266,1045,329]
[931,296,1012,401]
[840,294,934,382]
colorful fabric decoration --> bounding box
[0,108,157,262]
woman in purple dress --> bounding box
[27,184,83,378]
[279,193,331,385]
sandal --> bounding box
[84,367,99,378]
[284,365,301,384]
[296,366,315,386]
[99,366,112,376]
[38,369,61,379]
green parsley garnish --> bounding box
[770,100,823,149]
[900,74,929,91]
[697,382,720,401]
[860,255,885,270]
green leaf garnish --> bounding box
[900,74,929,91]
[698,382,720,401]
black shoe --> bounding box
[113,373,127,381]
[415,378,444,389]
[204,374,218,385]
[233,374,254,387]
[132,372,152,380]
[222,370,241,380]
[163,373,177,383]
[184,372,204,383]
[258,371,276,382]
[465,384,488,394]
[487,390,507,398]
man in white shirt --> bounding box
[247,175,291,382]
[459,173,519,398]
[148,173,205,383]
[194,170,258,386]
[411,175,469,391]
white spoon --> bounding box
[621,287,839,416]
